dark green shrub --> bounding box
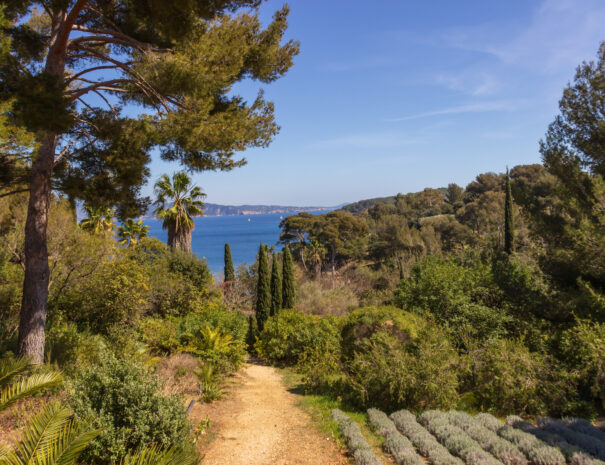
[166,249,213,291]
[255,309,340,364]
[393,255,512,346]
[55,260,150,335]
[559,319,605,409]
[340,306,423,361]
[45,320,106,373]
[345,325,459,411]
[465,338,586,416]
[68,353,194,465]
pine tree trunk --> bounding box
[18,133,56,363]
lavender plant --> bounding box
[390,410,464,465]
[331,409,383,465]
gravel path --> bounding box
[200,361,348,465]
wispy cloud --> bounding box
[320,55,396,72]
[385,101,520,122]
[310,133,424,149]
[443,0,605,74]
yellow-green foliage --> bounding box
[255,309,341,365]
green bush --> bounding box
[45,320,106,372]
[68,353,195,465]
[340,306,423,361]
[255,309,341,365]
[345,325,459,411]
[560,319,605,409]
[166,249,213,291]
[138,317,179,354]
[393,255,512,346]
[465,338,587,417]
[177,300,247,343]
[55,260,150,335]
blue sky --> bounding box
[146,0,605,206]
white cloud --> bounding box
[385,101,521,122]
[310,132,424,149]
[444,0,605,74]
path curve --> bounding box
[199,362,348,465]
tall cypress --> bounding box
[224,243,235,283]
[255,244,271,331]
[270,252,282,316]
[504,168,515,254]
[282,245,296,309]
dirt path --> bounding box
[195,361,348,465]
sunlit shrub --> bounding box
[465,338,586,416]
[346,324,459,411]
[68,353,194,465]
[256,309,340,365]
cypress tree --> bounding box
[270,252,282,316]
[245,315,258,353]
[255,244,271,331]
[224,243,235,283]
[504,168,515,254]
[282,245,296,309]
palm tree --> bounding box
[153,172,205,252]
[80,205,116,234]
[118,219,150,247]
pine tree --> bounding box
[224,243,235,283]
[504,168,515,254]
[282,245,296,309]
[255,244,271,331]
[270,252,282,316]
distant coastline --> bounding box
[140,203,337,219]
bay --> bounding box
[145,213,287,275]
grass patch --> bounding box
[279,367,388,458]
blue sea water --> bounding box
[145,213,286,275]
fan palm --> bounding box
[154,172,205,252]
[80,205,116,234]
[118,219,150,247]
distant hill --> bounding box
[340,187,448,215]
[202,203,332,216]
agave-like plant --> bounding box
[0,357,63,412]
[118,219,150,247]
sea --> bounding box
[145,213,287,275]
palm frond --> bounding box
[120,446,200,465]
[53,418,102,465]
[1,402,100,465]
[0,372,63,412]
[14,402,72,465]
[0,358,29,389]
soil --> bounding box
[189,360,349,465]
